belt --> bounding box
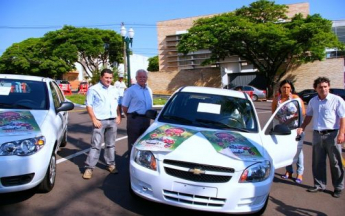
[314,129,337,135]
[128,113,146,117]
[100,118,115,121]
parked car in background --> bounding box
[299,88,345,103]
[56,80,72,94]
[0,74,74,193]
[231,85,266,101]
[296,89,315,101]
[129,86,303,215]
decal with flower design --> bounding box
[0,111,40,135]
[136,124,198,151]
[201,131,262,159]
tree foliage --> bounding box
[0,26,124,79]
[0,38,72,77]
[178,0,344,96]
[147,55,159,71]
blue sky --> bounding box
[0,0,344,57]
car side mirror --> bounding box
[145,109,157,120]
[56,101,75,112]
[269,124,291,135]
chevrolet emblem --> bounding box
[189,168,205,175]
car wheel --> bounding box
[252,94,258,101]
[37,153,56,193]
[60,130,68,147]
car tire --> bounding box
[252,94,258,101]
[37,153,56,193]
[60,130,68,147]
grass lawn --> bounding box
[66,94,167,105]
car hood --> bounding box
[134,122,265,168]
[0,110,47,138]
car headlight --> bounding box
[133,149,157,171]
[0,136,46,156]
[239,160,271,183]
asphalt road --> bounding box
[0,102,344,216]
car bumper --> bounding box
[130,159,271,214]
[0,148,50,193]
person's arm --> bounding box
[116,105,121,124]
[292,94,306,116]
[336,117,345,144]
[86,106,102,128]
[271,98,278,113]
[122,106,128,116]
[297,115,312,135]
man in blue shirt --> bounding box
[122,69,153,152]
[297,77,345,198]
[83,69,122,179]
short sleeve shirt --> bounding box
[122,84,153,115]
[306,93,345,130]
[86,82,120,120]
[114,80,127,97]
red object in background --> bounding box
[78,82,89,95]
[58,82,72,95]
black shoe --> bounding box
[307,187,324,193]
[333,189,342,198]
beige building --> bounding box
[150,2,344,96]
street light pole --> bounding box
[120,23,134,87]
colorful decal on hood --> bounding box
[0,111,40,135]
[136,124,198,151]
[201,131,262,159]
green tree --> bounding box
[0,26,124,79]
[0,38,72,77]
[42,26,123,78]
[178,0,344,97]
[147,55,159,71]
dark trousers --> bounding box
[126,115,150,152]
[312,130,344,190]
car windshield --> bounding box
[158,92,258,132]
[0,79,48,110]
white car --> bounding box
[0,74,74,193]
[129,86,303,215]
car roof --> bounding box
[0,74,52,82]
[179,86,247,99]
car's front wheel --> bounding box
[37,153,56,193]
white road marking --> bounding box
[57,136,128,164]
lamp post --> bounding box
[120,23,134,87]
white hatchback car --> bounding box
[0,74,74,193]
[129,86,303,215]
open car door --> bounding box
[261,98,303,169]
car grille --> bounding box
[163,189,226,207]
[163,159,234,183]
[1,173,35,186]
